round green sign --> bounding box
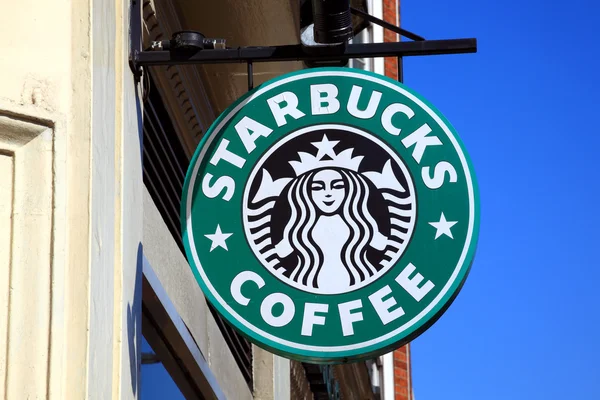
[181,67,479,363]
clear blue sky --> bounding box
[404,0,600,399]
[142,0,600,398]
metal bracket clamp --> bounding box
[129,0,143,81]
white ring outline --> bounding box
[184,70,476,353]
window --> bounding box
[141,336,186,399]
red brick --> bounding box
[395,347,408,354]
[394,368,408,380]
[395,376,408,384]
[392,344,411,399]
[394,361,407,370]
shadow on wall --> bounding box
[128,64,144,393]
[127,242,143,395]
[136,87,143,164]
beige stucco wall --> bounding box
[252,345,291,400]
[0,0,142,397]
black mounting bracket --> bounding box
[129,0,477,89]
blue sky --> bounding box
[404,0,600,399]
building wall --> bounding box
[143,186,253,400]
[393,347,413,400]
[290,360,314,400]
[140,0,291,397]
[0,0,142,398]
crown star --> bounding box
[253,134,407,200]
[311,134,339,160]
[288,134,364,176]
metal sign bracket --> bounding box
[129,1,477,88]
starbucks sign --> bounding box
[181,68,479,362]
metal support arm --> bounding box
[129,0,477,89]
[350,7,425,41]
[133,39,476,68]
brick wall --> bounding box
[384,2,411,396]
[293,3,410,399]
[383,0,400,81]
[393,346,412,400]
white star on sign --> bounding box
[204,225,233,252]
[311,134,339,160]
[429,213,458,240]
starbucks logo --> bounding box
[181,68,480,363]
[243,125,416,294]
